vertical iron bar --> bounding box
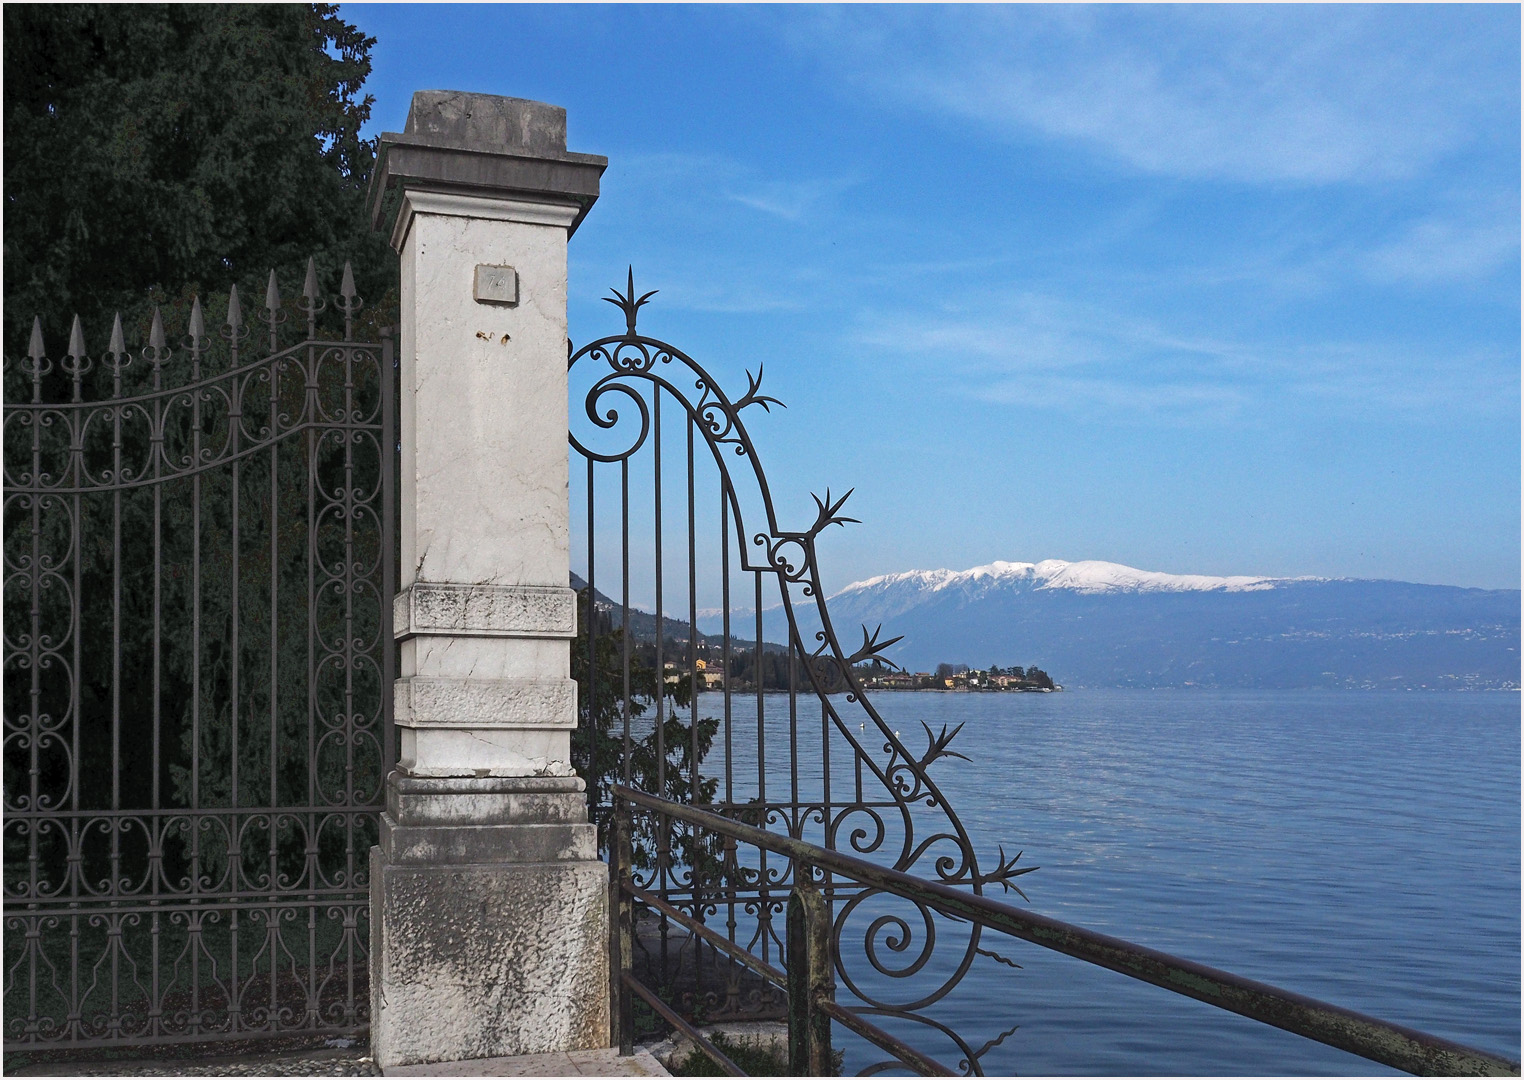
[304,326,319,1031]
[686,418,698,790]
[820,697,831,845]
[68,346,83,1035]
[149,336,164,1037]
[755,571,767,962]
[190,318,203,1032]
[720,489,731,807]
[268,339,281,1028]
[615,798,635,1057]
[27,350,40,943]
[686,414,701,1007]
[755,571,765,800]
[110,349,124,1035]
[381,333,396,775]
[789,633,799,825]
[653,390,668,991]
[340,336,359,1028]
[151,346,163,819]
[585,455,597,810]
[654,388,665,801]
[621,458,631,786]
[229,323,244,1031]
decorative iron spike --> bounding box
[339,261,356,301]
[109,313,126,358]
[188,295,205,339]
[226,285,242,330]
[68,315,85,360]
[28,316,45,360]
[265,269,281,312]
[603,266,658,337]
[149,307,166,350]
[303,257,319,301]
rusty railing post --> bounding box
[788,860,834,1075]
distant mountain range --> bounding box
[586,559,1519,690]
[814,560,1520,690]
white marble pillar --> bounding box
[366,91,609,1069]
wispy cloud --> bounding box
[767,6,1517,185]
[1365,197,1521,285]
[857,290,1519,423]
[608,151,857,225]
[728,176,859,221]
[583,151,862,312]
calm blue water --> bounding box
[699,688,1520,1075]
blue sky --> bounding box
[348,4,1520,592]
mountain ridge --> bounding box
[817,558,1520,690]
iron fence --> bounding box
[570,274,1027,1030]
[2,261,395,1050]
[610,785,1520,1077]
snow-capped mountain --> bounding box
[817,559,1520,690]
[839,559,1300,599]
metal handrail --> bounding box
[613,784,1519,1077]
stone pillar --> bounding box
[366,91,608,1069]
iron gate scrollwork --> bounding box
[570,272,1032,1064]
[3,261,395,1051]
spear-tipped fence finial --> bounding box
[188,295,205,341]
[265,269,281,313]
[108,313,129,372]
[303,257,319,302]
[146,306,169,372]
[28,316,45,361]
[226,284,243,332]
[336,260,360,336]
[64,313,90,392]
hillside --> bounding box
[817,560,1520,690]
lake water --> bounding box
[699,688,1520,1075]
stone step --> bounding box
[382,1048,669,1077]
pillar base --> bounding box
[370,773,609,1069]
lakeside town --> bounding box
[856,663,1062,692]
[676,657,1061,693]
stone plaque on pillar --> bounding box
[366,90,609,1069]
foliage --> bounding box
[3,4,395,906]
[3,329,389,915]
[3,3,395,349]
[571,589,721,867]
[718,646,851,694]
[670,1032,843,1077]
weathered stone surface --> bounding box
[380,817,596,865]
[395,204,573,592]
[400,636,568,682]
[395,584,577,640]
[397,727,575,778]
[403,91,569,157]
[370,850,610,1068]
[369,92,607,1068]
[387,775,588,826]
[383,1047,669,1076]
[395,676,577,729]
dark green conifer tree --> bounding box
[3,3,394,348]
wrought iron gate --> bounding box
[570,273,1030,1063]
[3,263,394,1051]
[573,274,1523,1078]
